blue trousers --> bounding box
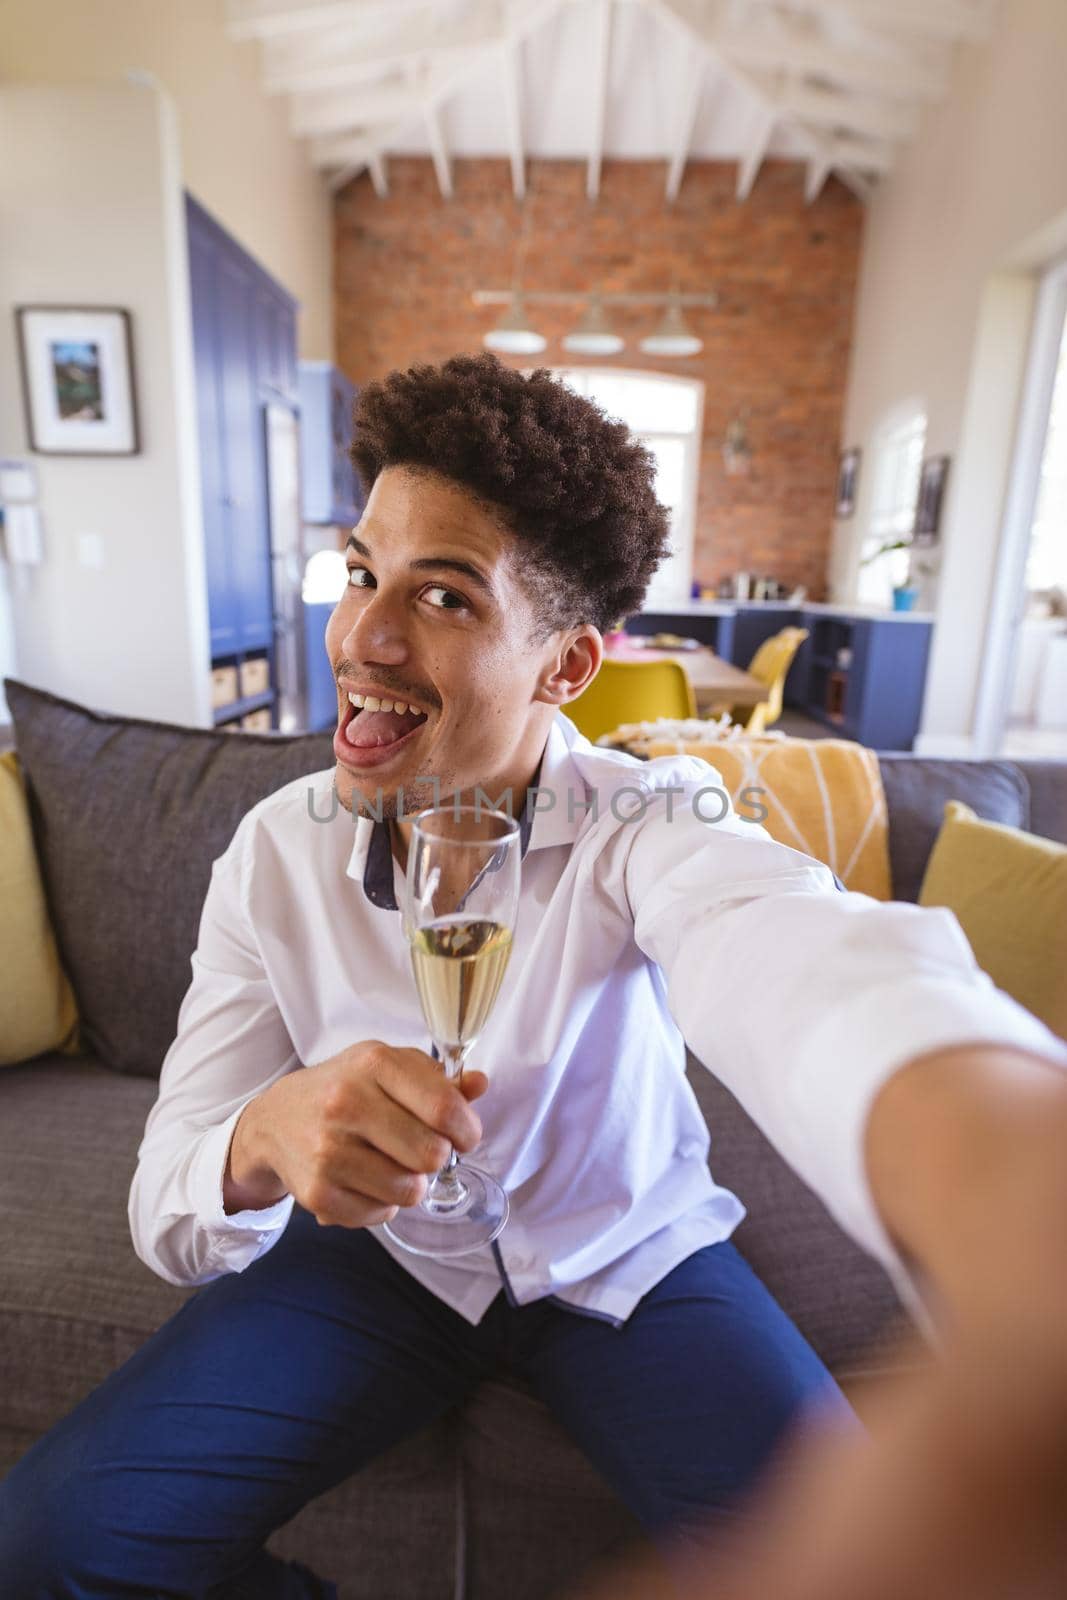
[0,1209,854,1598]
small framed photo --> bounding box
[15,306,140,456]
[835,448,861,517]
[914,455,950,540]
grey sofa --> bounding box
[3,676,1065,1600]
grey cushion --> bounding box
[4,678,335,1078]
[876,755,1030,903]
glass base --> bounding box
[382,1163,509,1257]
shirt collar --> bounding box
[344,712,590,911]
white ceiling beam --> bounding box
[646,0,877,204]
[658,0,951,102]
[261,4,500,95]
[424,104,454,198]
[804,155,832,205]
[587,0,612,201]
[323,138,390,193]
[313,132,382,172]
[725,31,948,103]
[825,130,895,174]
[500,41,526,201]
[665,54,704,203]
[774,79,919,144]
[368,152,389,198]
[227,0,430,42]
[290,81,417,137]
[312,0,568,198]
[791,0,994,45]
[736,106,776,201]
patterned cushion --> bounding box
[4,680,335,1077]
[640,735,891,897]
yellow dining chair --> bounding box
[563,658,697,744]
[733,627,809,735]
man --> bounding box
[1,354,1064,1599]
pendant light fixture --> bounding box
[562,292,624,356]
[639,296,703,358]
[483,199,545,356]
[483,289,547,355]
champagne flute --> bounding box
[383,804,520,1258]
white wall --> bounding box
[829,0,1067,753]
[0,84,212,727]
[0,0,332,361]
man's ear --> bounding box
[535,627,603,707]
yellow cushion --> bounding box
[919,800,1067,1040]
[641,735,892,899]
[0,751,80,1064]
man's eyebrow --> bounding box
[345,533,495,597]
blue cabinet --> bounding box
[186,195,298,680]
[790,611,932,749]
[298,362,364,526]
[189,225,236,656]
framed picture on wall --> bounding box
[15,306,140,455]
[914,455,950,541]
[835,448,861,517]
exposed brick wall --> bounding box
[334,158,863,602]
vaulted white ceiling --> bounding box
[227,0,997,204]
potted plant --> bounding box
[859,537,933,611]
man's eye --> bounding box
[346,565,374,589]
[424,586,465,611]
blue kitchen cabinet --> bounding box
[298,361,364,526]
[726,606,811,706]
[798,612,933,748]
[188,219,237,657]
[186,195,299,711]
[214,250,275,652]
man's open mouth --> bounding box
[340,692,429,751]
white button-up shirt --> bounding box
[130,713,1064,1326]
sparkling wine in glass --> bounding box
[383,804,520,1257]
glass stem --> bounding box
[425,1043,471,1211]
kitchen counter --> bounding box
[644,598,935,624]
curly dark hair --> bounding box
[350,353,671,634]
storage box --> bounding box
[241,709,272,732]
[210,665,239,709]
[239,656,270,698]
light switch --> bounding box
[77,533,104,568]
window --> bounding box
[856,410,927,606]
[1026,309,1067,594]
[551,369,704,610]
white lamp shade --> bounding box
[483,292,547,355]
[562,295,624,356]
[639,302,703,358]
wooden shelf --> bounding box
[213,690,275,726]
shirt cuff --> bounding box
[188,1105,295,1240]
[788,972,1067,1334]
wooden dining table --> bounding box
[603,637,767,711]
